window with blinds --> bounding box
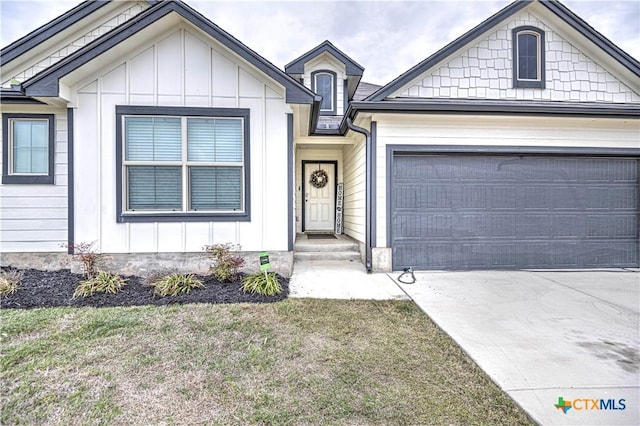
[2,113,55,185]
[123,115,244,213]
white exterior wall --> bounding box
[0,106,68,252]
[397,11,640,103]
[374,114,640,247]
[303,54,346,115]
[72,26,289,253]
[342,132,366,243]
[295,147,344,234]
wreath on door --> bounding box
[310,169,329,188]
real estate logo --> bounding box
[554,396,626,414]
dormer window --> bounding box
[312,70,337,115]
[512,26,545,89]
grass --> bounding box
[1,300,534,425]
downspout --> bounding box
[346,118,372,272]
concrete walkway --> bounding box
[393,270,640,426]
[290,264,639,424]
[289,260,409,300]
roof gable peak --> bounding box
[285,40,364,76]
[367,0,640,102]
[17,0,316,105]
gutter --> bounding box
[345,99,640,120]
[345,118,372,272]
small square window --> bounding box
[2,113,55,184]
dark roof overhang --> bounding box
[366,0,640,102]
[19,0,316,106]
[0,87,45,104]
[284,40,364,76]
[345,99,640,125]
[1,1,110,66]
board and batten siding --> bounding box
[342,132,366,244]
[72,26,289,253]
[0,106,69,252]
[374,113,640,248]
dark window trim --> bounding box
[311,70,337,115]
[512,26,545,89]
[2,113,55,184]
[115,105,251,223]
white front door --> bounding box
[304,162,335,231]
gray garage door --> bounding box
[391,155,639,270]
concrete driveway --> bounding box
[393,270,639,426]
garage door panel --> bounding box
[490,215,517,237]
[552,215,583,237]
[391,155,639,270]
[611,187,637,209]
[612,160,637,181]
[517,215,551,238]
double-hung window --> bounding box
[512,26,545,89]
[116,106,250,222]
[312,70,337,115]
[2,113,55,184]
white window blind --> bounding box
[123,115,244,213]
[187,118,242,162]
[190,167,242,210]
[125,117,181,161]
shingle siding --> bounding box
[397,12,640,103]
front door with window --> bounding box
[304,162,335,231]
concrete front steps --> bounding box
[294,234,361,262]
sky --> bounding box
[1,0,639,85]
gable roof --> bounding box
[366,0,640,102]
[17,0,317,105]
[0,1,111,66]
[285,40,364,76]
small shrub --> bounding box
[242,272,282,296]
[204,243,245,282]
[143,268,178,287]
[62,241,100,279]
[73,271,127,298]
[150,273,204,297]
[0,269,23,297]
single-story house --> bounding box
[1,0,638,276]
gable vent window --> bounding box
[115,106,250,223]
[512,26,545,89]
[312,70,337,115]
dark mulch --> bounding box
[0,268,288,310]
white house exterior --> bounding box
[1,0,638,275]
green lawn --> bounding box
[1,299,533,425]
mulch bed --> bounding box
[0,268,288,310]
